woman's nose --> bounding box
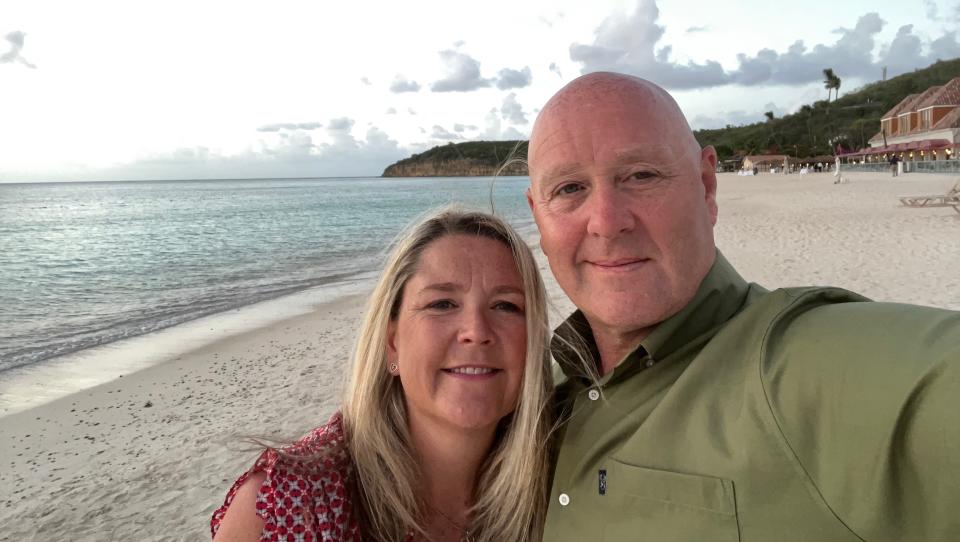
[457,308,494,345]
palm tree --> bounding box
[822,68,836,101]
[833,75,842,100]
[764,111,775,122]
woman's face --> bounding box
[388,234,527,434]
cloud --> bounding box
[389,75,421,93]
[430,50,491,92]
[686,25,709,33]
[923,0,938,20]
[502,126,526,139]
[1,31,37,69]
[500,93,529,124]
[539,12,565,28]
[360,76,372,85]
[495,66,532,90]
[431,125,461,140]
[385,107,397,114]
[690,102,788,130]
[549,62,563,78]
[257,122,322,132]
[571,0,960,90]
[327,117,355,132]
[453,123,477,132]
[57,122,408,181]
[407,108,417,115]
[570,0,728,89]
[453,40,466,48]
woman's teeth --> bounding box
[447,367,495,375]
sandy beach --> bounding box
[2,171,958,541]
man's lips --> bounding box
[585,257,649,269]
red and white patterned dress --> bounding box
[211,412,363,542]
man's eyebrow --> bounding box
[540,163,584,183]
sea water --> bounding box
[0,176,535,406]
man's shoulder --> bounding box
[726,285,959,381]
[746,287,959,427]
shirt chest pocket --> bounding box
[602,460,740,542]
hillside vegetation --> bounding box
[381,58,960,175]
[696,58,960,160]
[382,140,528,177]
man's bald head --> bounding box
[529,72,701,182]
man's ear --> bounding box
[700,146,719,225]
[526,186,535,213]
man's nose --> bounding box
[457,308,494,345]
[585,182,636,238]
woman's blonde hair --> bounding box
[342,206,552,542]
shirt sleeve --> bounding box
[762,300,960,541]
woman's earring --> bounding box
[389,362,398,374]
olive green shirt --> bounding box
[545,252,960,541]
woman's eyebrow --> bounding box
[419,282,461,293]
[491,285,524,296]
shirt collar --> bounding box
[551,250,755,383]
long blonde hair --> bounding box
[342,206,552,542]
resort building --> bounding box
[852,78,960,163]
[741,154,801,172]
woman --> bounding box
[211,208,553,541]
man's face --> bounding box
[527,81,718,336]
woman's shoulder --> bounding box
[211,411,361,541]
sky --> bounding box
[2,0,959,182]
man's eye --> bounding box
[628,170,656,181]
[426,300,456,310]
[555,183,584,196]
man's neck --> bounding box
[593,325,653,376]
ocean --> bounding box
[0,176,536,410]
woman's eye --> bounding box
[426,300,456,310]
[493,301,523,313]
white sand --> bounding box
[1,171,957,541]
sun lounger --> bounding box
[898,181,960,214]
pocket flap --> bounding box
[608,459,736,516]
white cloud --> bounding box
[570,0,960,89]
[690,102,788,130]
[389,75,421,93]
[431,125,461,140]
[495,66,533,90]
[570,0,728,89]
[500,93,529,124]
[548,62,563,78]
[0,31,37,69]
[257,122,322,132]
[431,50,491,92]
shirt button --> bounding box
[587,389,600,401]
[558,493,570,506]
[645,358,656,368]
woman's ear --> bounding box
[386,318,399,370]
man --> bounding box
[526,72,959,541]
[890,154,901,177]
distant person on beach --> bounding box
[890,154,900,177]
[211,209,553,541]
[526,72,960,540]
